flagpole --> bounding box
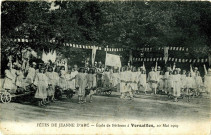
[105,45,108,69]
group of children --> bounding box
[97,64,211,102]
[2,60,211,105]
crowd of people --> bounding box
[2,58,211,106]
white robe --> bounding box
[34,73,48,99]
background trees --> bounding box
[1,1,211,73]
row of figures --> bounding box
[1,60,211,105]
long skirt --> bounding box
[173,82,181,97]
[78,87,85,96]
[3,78,17,91]
[35,84,47,99]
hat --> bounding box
[32,62,36,65]
[157,66,161,69]
[194,67,198,70]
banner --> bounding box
[164,47,169,64]
[105,53,121,67]
[91,46,97,66]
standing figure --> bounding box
[70,65,78,90]
[167,70,174,96]
[164,67,170,94]
[102,68,111,88]
[45,66,58,102]
[25,62,36,85]
[119,67,127,98]
[130,67,138,95]
[58,66,67,90]
[195,71,203,96]
[172,70,181,102]
[148,67,158,94]
[185,72,194,102]
[34,67,49,106]
[3,63,17,93]
[180,70,187,94]
[85,69,96,103]
[138,67,147,94]
[16,65,27,91]
[157,71,164,93]
[124,67,134,99]
[75,68,87,104]
[204,65,211,96]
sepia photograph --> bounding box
[0,0,211,134]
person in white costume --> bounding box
[25,62,36,85]
[172,70,181,102]
[204,65,211,96]
[148,67,158,94]
[138,67,147,94]
[34,66,49,106]
[3,63,17,92]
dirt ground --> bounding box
[0,92,210,122]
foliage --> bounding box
[1,1,211,67]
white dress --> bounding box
[45,72,58,96]
[34,73,48,99]
[16,70,27,88]
[70,71,78,89]
[119,72,127,93]
[138,73,147,91]
[172,74,181,97]
[204,74,211,93]
[26,67,36,84]
[148,71,158,89]
[59,70,67,90]
[75,73,87,96]
[3,69,17,90]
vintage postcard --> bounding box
[0,0,210,134]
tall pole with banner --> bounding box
[91,45,97,67]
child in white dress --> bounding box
[34,67,49,106]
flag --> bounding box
[153,58,156,61]
[155,61,158,71]
[190,64,193,73]
[42,50,47,63]
[172,58,175,61]
[205,58,208,62]
[143,62,146,71]
[105,53,121,67]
